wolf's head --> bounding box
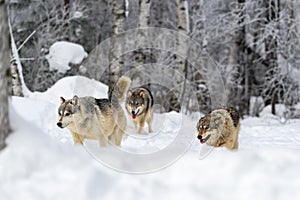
[196,114,212,144]
[57,96,80,128]
[126,89,147,119]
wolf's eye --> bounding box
[58,112,62,116]
[65,113,70,116]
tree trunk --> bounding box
[271,88,276,115]
[126,0,151,86]
[294,0,300,35]
[10,59,23,97]
[264,0,280,115]
[171,0,188,112]
[135,0,151,66]
[108,0,126,95]
[0,0,11,150]
[188,0,211,113]
[138,0,151,28]
[230,0,249,115]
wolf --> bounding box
[125,87,154,134]
[196,107,240,150]
[57,76,131,146]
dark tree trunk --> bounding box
[264,0,280,115]
[232,0,250,116]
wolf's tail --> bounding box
[109,76,131,103]
[225,107,240,127]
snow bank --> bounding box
[260,104,288,118]
[46,41,88,73]
[29,75,108,105]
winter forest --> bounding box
[1,0,300,199]
[4,0,300,116]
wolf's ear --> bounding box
[71,95,79,106]
[127,90,132,97]
[60,97,66,104]
[139,91,145,98]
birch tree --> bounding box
[172,0,188,111]
[108,0,126,94]
[132,0,151,84]
[9,59,23,96]
[0,0,10,150]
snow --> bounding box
[73,11,83,19]
[46,41,88,73]
[1,76,300,200]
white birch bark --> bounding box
[10,59,23,97]
[109,0,126,93]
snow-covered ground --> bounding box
[1,76,300,200]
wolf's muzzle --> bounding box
[131,110,139,119]
[198,134,211,144]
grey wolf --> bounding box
[126,87,154,134]
[57,76,131,146]
[196,107,240,150]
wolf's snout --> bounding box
[197,135,202,140]
[131,110,138,119]
[57,122,63,128]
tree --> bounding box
[108,0,126,95]
[262,0,300,116]
[9,59,23,96]
[228,0,252,116]
[0,0,10,150]
[172,0,188,112]
[9,0,89,92]
[263,0,280,115]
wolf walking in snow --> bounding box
[125,87,154,134]
[196,107,240,150]
[57,76,131,147]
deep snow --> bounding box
[1,76,300,200]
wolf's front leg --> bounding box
[137,118,146,134]
[232,135,239,150]
[137,123,144,134]
[71,132,83,145]
[98,133,108,147]
[146,116,153,133]
[133,121,142,134]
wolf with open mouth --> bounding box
[196,107,240,150]
[126,87,154,134]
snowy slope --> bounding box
[1,76,300,200]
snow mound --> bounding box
[260,104,287,118]
[46,41,88,73]
[29,76,108,105]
